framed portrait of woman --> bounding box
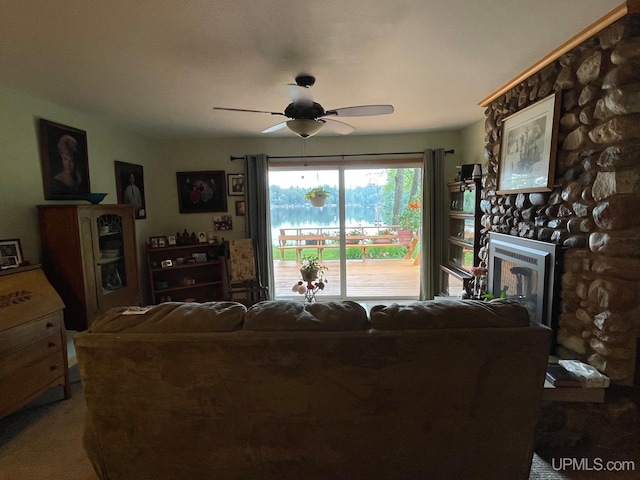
[39,119,91,200]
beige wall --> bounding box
[460,119,485,170]
[0,84,160,266]
[1,83,484,302]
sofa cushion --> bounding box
[244,300,369,331]
[90,301,246,333]
[369,299,530,330]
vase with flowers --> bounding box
[292,255,328,302]
[469,263,488,300]
[304,187,330,207]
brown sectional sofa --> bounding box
[74,299,551,480]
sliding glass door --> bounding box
[269,161,421,301]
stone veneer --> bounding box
[480,13,640,384]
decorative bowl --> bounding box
[86,193,108,204]
[101,249,120,258]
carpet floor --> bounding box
[0,365,97,480]
[0,366,636,479]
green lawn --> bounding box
[273,244,419,262]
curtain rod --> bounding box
[229,149,454,161]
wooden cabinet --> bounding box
[439,179,482,296]
[38,204,140,331]
[146,243,226,304]
[0,265,70,419]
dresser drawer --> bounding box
[0,351,67,418]
[0,312,62,358]
[0,333,63,379]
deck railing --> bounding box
[277,225,416,262]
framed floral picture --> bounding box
[497,92,561,194]
[176,171,227,213]
[39,119,91,200]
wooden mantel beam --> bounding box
[479,0,640,107]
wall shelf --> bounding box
[146,243,227,303]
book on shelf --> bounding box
[545,363,583,388]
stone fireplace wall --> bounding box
[480,12,640,384]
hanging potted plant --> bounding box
[304,187,330,207]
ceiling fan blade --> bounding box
[262,122,288,134]
[323,105,394,117]
[213,107,285,116]
[323,118,355,135]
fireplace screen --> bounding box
[488,233,559,328]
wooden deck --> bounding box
[273,258,420,299]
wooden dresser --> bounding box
[0,265,70,419]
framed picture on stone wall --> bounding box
[497,92,561,194]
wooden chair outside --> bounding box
[224,238,268,306]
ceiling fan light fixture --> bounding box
[286,119,324,138]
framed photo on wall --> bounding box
[497,92,561,194]
[39,119,91,200]
[0,238,24,269]
[176,171,227,213]
[235,200,246,216]
[227,173,245,196]
[115,161,146,219]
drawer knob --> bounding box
[48,341,56,347]
[46,322,55,328]
[50,364,59,371]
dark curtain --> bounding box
[244,154,274,298]
[420,148,445,299]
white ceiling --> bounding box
[0,0,624,138]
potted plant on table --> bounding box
[293,255,328,302]
[304,187,330,207]
[396,199,421,242]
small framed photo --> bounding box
[227,173,245,196]
[235,200,246,216]
[497,92,561,194]
[0,239,24,269]
[214,215,233,231]
[167,235,177,246]
[39,119,91,200]
[198,232,207,243]
[161,259,173,268]
[149,236,167,248]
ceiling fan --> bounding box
[214,74,394,138]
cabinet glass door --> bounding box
[450,187,476,213]
[96,214,128,293]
